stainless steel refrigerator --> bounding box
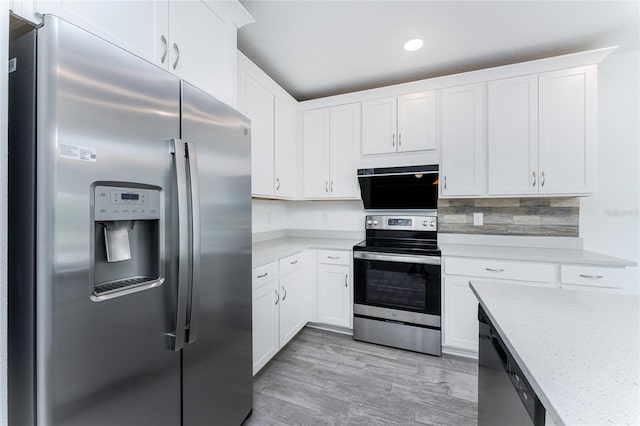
[8,15,253,426]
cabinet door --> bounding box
[317,264,350,328]
[274,97,297,198]
[252,280,279,374]
[397,91,437,152]
[441,83,487,196]
[279,270,304,347]
[488,75,539,195]
[443,275,480,353]
[35,1,169,67]
[303,109,331,198]
[361,97,397,155]
[245,75,275,197]
[168,0,235,104]
[330,104,360,198]
[539,66,597,195]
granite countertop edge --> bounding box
[252,237,361,267]
[439,243,636,267]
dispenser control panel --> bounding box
[94,185,160,221]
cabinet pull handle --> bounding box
[344,274,348,287]
[172,43,180,70]
[444,176,447,190]
[331,181,334,193]
[282,286,287,301]
[392,134,395,147]
[290,260,298,265]
[579,274,603,279]
[275,289,279,305]
[327,256,340,260]
[276,178,280,191]
[541,171,545,187]
[257,272,268,278]
[325,180,329,193]
[532,171,537,187]
[485,268,504,272]
[160,35,168,63]
[398,133,402,146]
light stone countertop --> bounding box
[440,243,636,267]
[252,237,361,267]
[470,281,640,426]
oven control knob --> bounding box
[373,220,378,225]
[423,220,428,227]
[367,220,373,225]
[429,219,435,227]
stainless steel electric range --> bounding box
[352,215,441,356]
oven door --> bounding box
[353,251,441,327]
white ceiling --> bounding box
[237,1,640,101]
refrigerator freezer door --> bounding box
[34,16,181,426]
[180,81,253,425]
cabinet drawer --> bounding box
[560,265,625,289]
[279,252,304,276]
[445,257,554,283]
[253,261,278,289]
[317,250,350,265]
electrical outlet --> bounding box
[473,212,483,226]
[321,212,329,223]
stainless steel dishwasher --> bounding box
[478,306,546,426]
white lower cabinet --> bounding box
[317,250,352,328]
[278,268,304,345]
[251,252,305,375]
[252,277,279,374]
[443,275,481,353]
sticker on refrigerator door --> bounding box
[59,144,97,162]
[8,58,16,73]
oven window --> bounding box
[354,259,441,315]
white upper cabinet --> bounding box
[303,104,360,199]
[362,91,437,156]
[440,83,487,197]
[397,91,437,153]
[330,104,361,198]
[303,108,331,198]
[485,66,597,197]
[245,75,275,197]
[361,97,397,155]
[32,0,243,105]
[488,75,539,195]
[539,66,597,195]
[168,1,235,104]
[274,98,297,198]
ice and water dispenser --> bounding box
[92,184,164,301]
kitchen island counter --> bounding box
[470,281,640,426]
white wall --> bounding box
[251,199,287,233]
[286,200,365,231]
[580,50,640,293]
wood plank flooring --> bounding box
[244,327,478,425]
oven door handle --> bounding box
[353,251,441,265]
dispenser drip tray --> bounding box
[92,275,165,302]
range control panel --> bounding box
[94,185,160,221]
[365,215,437,231]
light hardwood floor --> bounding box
[245,327,478,425]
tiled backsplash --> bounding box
[438,198,579,237]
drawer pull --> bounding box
[257,272,268,278]
[327,256,340,260]
[290,260,298,265]
[485,268,504,272]
[578,274,603,279]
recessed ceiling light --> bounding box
[403,38,424,52]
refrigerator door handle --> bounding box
[170,139,190,351]
[185,141,201,344]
